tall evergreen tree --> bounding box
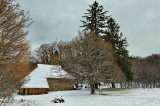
[81,1,133,85]
[81,1,109,89]
[103,17,133,81]
[80,1,108,35]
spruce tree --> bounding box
[80,1,108,35]
[80,1,109,89]
[81,1,133,85]
[103,17,133,81]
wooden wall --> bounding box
[47,78,74,91]
[19,88,48,95]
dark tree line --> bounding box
[131,55,160,88]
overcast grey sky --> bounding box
[16,0,160,57]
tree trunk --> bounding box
[95,83,98,89]
[91,84,95,94]
[98,84,101,95]
[112,83,115,88]
[120,83,123,88]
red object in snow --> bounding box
[21,99,23,102]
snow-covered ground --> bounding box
[4,88,160,106]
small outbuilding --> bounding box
[19,64,75,95]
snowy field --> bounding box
[3,88,160,106]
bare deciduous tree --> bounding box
[59,32,123,94]
[131,57,160,88]
[0,0,32,102]
[34,43,54,64]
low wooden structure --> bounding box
[19,88,48,95]
[19,64,75,95]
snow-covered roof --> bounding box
[21,64,75,88]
